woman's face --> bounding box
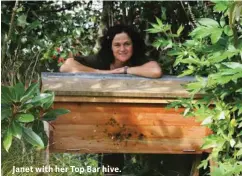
[111,32,133,63]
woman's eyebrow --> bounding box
[113,41,132,44]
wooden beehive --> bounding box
[41,73,211,154]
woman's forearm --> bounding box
[127,61,162,78]
[59,58,97,73]
[59,58,112,74]
[60,59,162,78]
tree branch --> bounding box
[2,0,19,65]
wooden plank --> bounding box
[50,102,211,154]
[54,96,177,103]
[42,73,202,98]
[53,103,202,126]
[50,138,204,154]
[52,125,210,140]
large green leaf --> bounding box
[152,39,163,49]
[190,26,211,39]
[155,17,163,27]
[201,116,213,125]
[236,88,242,93]
[3,128,13,152]
[1,86,14,104]
[210,28,223,44]
[211,167,224,176]
[11,120,23,139]
[42,108,70,121]
[167,50,181,56]
[32,120,49,146]
[26,93,53,107]
[20,82,40,103]
[13,82,25,101]
[208,53,229,64]
[198,18,219,27]
[179,58,202,66]
[2,83,25,103]
[20,103,34,112]
[42,91,55,110]
[213,2,228,12]
[222,62,242,69]
[224,25,233,36]
[177,25,184,36]
[1,104,12,120]
[201,135,226,149]
[146,28,163,34]
[17,113,35,123]
[178,69,194,77]
[185,81,204,93]
[23,127,44,149]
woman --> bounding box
[60,25,162,175]
[60,25,162,78]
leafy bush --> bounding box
[1,1,101,84]
[150,1,242,175]
[146,17,185,74]
[1,82,69,152]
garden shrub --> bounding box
[149,1,242,175]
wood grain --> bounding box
[50,138,205,154]
[53,103,201,126]
[54,96,177,103]
[50,102,211,154]
[41,73,202,98]
[52,125,210,139]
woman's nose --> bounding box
[120,45,125,51]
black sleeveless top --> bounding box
[74,55,151,70]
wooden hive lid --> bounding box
[41,72,202,98]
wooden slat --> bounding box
[50,138,204,154]
[41,73,202,98]
[50,102,211,154]
[52,125,210,139]
[53,103,201,126]
[54,96,178,103]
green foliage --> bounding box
[1,139,100,176]
[146,16,185,74]
[164,1,242,175]
[40,3,101,69]
[1,1,101,84]
[1,81,70,152]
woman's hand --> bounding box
[109,67,126,74]
[110,61,162,78]
[60,58,162,78]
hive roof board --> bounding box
[41,72,202,98]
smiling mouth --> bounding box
[119,53,128,56]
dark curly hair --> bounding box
[97,24,146,66]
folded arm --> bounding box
[111,61,163,78]
[60,58,162,78]
[59,58,111,74]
